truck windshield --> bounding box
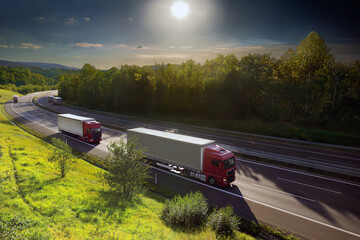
[223,158,235,170]
[91,128,101,133]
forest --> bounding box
[58,32,360,133]
[0,67,77,94]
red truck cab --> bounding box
[203,145,236,186]
[81,121,102,143]
[13,95,19,103]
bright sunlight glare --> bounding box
[171,1,190,20]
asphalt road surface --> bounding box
[38,91,360,177]
[4,91,360,240]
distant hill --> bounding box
[0,59,79,70]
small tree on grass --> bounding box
[100,138,149,201]
[48,138,74,178]
[207,206,239,237]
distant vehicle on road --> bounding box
[53,97,62,105]
[48,95,53,103]
[127,128,236,186]
[13,95,19,103]
[58,113,102,143]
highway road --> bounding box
[4,91,360,240]
[37,92,360,178]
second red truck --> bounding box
[58,113,102,143]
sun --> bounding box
[171,1,190,20]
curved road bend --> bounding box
[4,91,360,240]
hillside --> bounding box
[0,59,79,70]
[0,89,254,240]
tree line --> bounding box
[0,66,77,94]
[57,31,360,129]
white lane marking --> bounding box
[307,156,358,167]
[11,102,57,132]
[277,177,342,195]
[252,183,316,202]
[149,165,360,238]
[1,109,16,126]
[237,158,360,187]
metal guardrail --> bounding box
[221,144,360,178]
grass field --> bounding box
[0,89,255,239]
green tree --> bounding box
[48,138,74,178]
[277,48,304,120]
[296,31,333,114]
[100,138,149,200]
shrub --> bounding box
[207,206,239,237]
[259,224,299,240]
[161,192,208,229]
[238,217,260,236]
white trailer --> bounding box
[127,128,236,186]
[127,128,214,172]
[58,114,95,137]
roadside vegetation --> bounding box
[57,31,360,146]
[0,66,77,94]
[48,138,75,178]
[99,138,150,201]
[162,192,209,229]
[162,192,299,240]
[0,90,258,239]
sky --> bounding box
[0,0,359,69]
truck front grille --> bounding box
[226,169,235,176]
[92,132,101,141]
[227,175,235,183]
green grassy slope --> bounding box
[0,89,255,239]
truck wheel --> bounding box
[208,177,216,186]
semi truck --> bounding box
[13,95,19,103]
[127,128,236,186]
[53,97,62,105]
[58,113,102,143]
[48,95,53,103]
